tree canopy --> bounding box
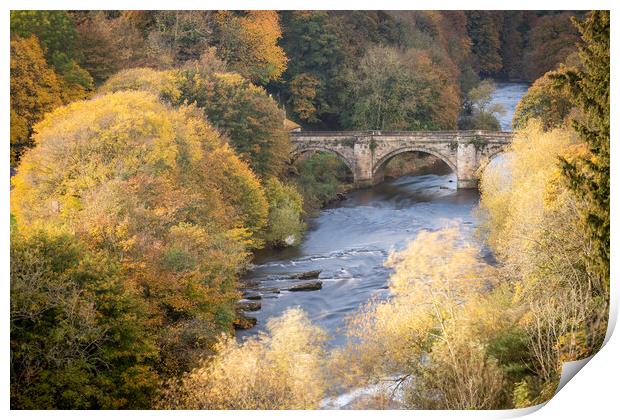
[10,35,63,166]
[11,90,269,387]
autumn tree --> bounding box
[99,67,180,99]
[74,12,155,84]
[10,35,63,166]
[213,11,287,84]
[11,10,94,99]
[523,13,580,81]
[102,65,290,179]
[434,11,477,93]
[145,11,212,66]
[289,73,322,123]
[11,91,268,377]
[513,70,574,131]
[498,11,527,80]
[479,121,606,405]
[336,227,508,409]
[160,309,329,409]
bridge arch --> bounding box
[474,146,510,179]
[290,146,355,175]
[372,146,458,178]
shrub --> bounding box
[160,308,329,409]
[263,178,305,247]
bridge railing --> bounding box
[290,130,514,142]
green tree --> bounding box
[10,11,80,65]
[11,226,158,409]
[293,152,351,210]
[465,11,502,77]
[512,70,574,131]
[10,10,94,96]
[263,178,305,247]
[344,46,459,130]
[460,80,504,130]
[173,68,291,178]
[280,11,347,125]
[553,11,610,295]
[10,35,63,166]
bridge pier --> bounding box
[290,131,512,190]
[456,141,481,189]
[456,179,479,189]
[354,179,374,188]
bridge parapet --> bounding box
[291,130,513,142]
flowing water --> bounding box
[237,82,528,346]
[490,82,529,131]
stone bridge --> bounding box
[290,130,514,189]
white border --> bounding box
[2,1,617,419]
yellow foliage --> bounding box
[479,120,580,256]
[10,35,64,166]
[479,119,606,390]
[159,308,329,409]
[214,11,288,84]
[11,90,269,374]
[99,67,181,101]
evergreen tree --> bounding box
[553,11,610,294]
[465,11,502,77]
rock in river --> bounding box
[288,270,322,280]
[233,314,257,330]
[242,291,262,300]
[288,280,323,292]
[258,287,281,295]
[236,300,262,311]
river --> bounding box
[237,82,529,345]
